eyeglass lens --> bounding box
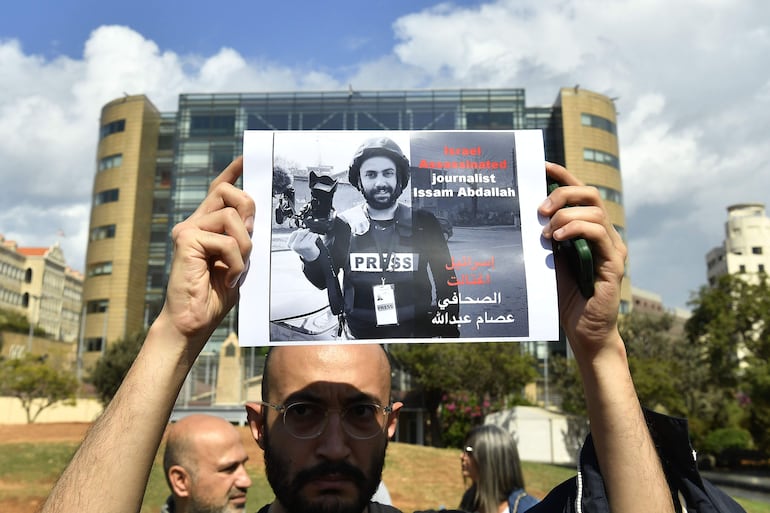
[283,402,385,439]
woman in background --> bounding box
[459,424,539,513]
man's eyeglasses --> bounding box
[258,401,393,440]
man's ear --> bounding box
[245,402,266,450]
[168,465,191,497]
[386,401,403,439]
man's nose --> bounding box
[237,465,252,488]
[315,412,352,460]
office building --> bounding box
[706,203,770,286]
[83,87,630,393]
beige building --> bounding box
[706,203,770,286]
[0,234,83,353]
[556,86,631,311]
[81,95,161,371]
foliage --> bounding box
[0,354,78,423]
[619,312,691,416]
[551,274,770,455]
[701,427,754,456]
[686,273,770,452]
[0,307,45,337]
[548,354,586,417]
[389,342,537,447]
[439,391,503,448]
[88,330,145,406]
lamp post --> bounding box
[26,293,40,353]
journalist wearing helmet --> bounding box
[288,136,459,340]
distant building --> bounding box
[0,234,83,344]
[706,203,770,286]
[631,286,690,336]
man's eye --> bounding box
[348,404,377,420]
[288,403,321,419]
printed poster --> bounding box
[240,130,558,346]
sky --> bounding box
[1,0,769,311]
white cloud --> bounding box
[1,0,769,310]
[0,25,338,273]
[382,0,770,308]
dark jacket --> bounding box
[531,409,746,513]
[302,204,459,339]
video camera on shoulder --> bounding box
[275,170,338,234]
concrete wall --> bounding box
[485,405,588,465]
[0,396,102,424]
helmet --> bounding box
[347,137,410,192]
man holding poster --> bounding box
[287,136,460,340]
[42,156,749,513]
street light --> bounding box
[25,292,40,353]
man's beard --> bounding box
[187,494,245,513]
[363,184,399,210]
[263,430,386,513]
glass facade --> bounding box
[139,88,629,410]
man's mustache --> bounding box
[292,460,367,489]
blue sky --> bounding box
[3,1,473,64]
[1,0,769,310]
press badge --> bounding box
[373,283,399,325]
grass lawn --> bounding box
[0,425,767,513]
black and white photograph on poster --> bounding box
[239,130,558,346]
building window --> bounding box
[739,265,746,273]
[581,113,617,135]
[98,154,123,171]
[583,148,620,169]
[466,112,514,129]
[94,188,119,205]
[752,246,763,255]
[760,264,766,273]
[100,119,125,139]
[589,184,624,205]
[87,261,113,277]
[86,299,109,313]
[190,114,235,137]
[85,337,104,352]
[90,224,116,241]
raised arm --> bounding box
[41,157,254,513]
[539,162,674,513]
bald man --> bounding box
[162,414,252,513]
[246,344,402,513]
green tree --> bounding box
[620,312,690,416]
[551,312,695,418]
[686,273,770,451]
[389,342,537,446]
[0,306,42,336]
[549,354,585,416]
[88,330,145,406]
[0,354,78,423]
